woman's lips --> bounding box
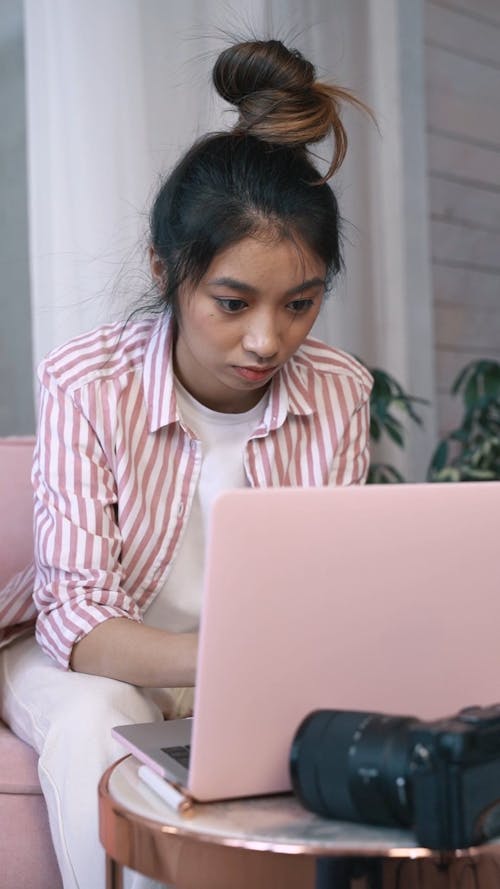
[232,365,278,382]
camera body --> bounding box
[290,704,500,850]
[409,705,500,848]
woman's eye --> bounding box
[287,299,314,314]
[214,298,247,313]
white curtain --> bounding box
[24,0,148,364]
[23,0,435,479]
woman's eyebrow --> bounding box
[207,276,326,295]
[207,277,257,293]
[286,277,326,295]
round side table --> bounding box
[98,756,500,889]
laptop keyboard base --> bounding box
[162,744,191,769]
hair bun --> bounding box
[212,39,373,179]
[213,40,315,105]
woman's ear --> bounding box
[149,247,166,288]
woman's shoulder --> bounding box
[294,336,373,396]
[37,317,160,393]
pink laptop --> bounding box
[113,481,500,802]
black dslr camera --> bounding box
[290,704,500,850]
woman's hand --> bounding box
[70,618,198,688]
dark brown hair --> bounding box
[147,39,373,321]
[213,39,374,179]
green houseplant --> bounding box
[428,360,500,482]
[365,366,427,484]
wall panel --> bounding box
[426,2,500,62]
[429,175,500,230]
[424,0,500,438]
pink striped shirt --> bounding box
[0,315,372,668]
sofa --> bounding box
[0,436,62,888]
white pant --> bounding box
[0,635,176,889]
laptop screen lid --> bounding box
[186,481,500,801]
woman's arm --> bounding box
[71,618,198,687]
[329,369,373,486]
[32,345,195,681]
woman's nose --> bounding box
[242,317,280,359]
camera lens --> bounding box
[290,709,418,827]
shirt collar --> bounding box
[263,352,317,431]
[143,314,179,432]
[143,315,317,433]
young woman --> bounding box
[0,39,372,889]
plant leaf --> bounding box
[381,414,405,447]
[368,463,405,484]
[370,417,381,442]
[429,440,449,473]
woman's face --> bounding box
[172,235,326,413]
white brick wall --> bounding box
[424,0,500,436]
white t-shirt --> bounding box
[143,380,267,632]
